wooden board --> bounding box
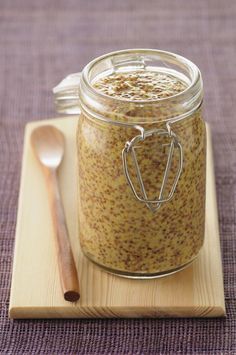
[9,118,225,318]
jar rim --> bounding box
[81,48,201,105]
[79,48,203,126]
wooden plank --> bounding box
[9,118,225,318]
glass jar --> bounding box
[53,49,206,278]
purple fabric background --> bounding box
[1,1,236,354]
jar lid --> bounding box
[53,73,81,115]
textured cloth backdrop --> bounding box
[0,1,236,354]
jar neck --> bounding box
[79,49,203,126]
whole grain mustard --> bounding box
[77,69,206,277]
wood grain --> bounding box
[9,117,225,318]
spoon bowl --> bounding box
[31,125,65,169]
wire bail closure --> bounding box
[122,125,183,212]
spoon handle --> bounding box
[45,167,80,302]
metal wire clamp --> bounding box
[122,126,183,212]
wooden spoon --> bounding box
[31,125,80,302]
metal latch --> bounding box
[122,126,183,212]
